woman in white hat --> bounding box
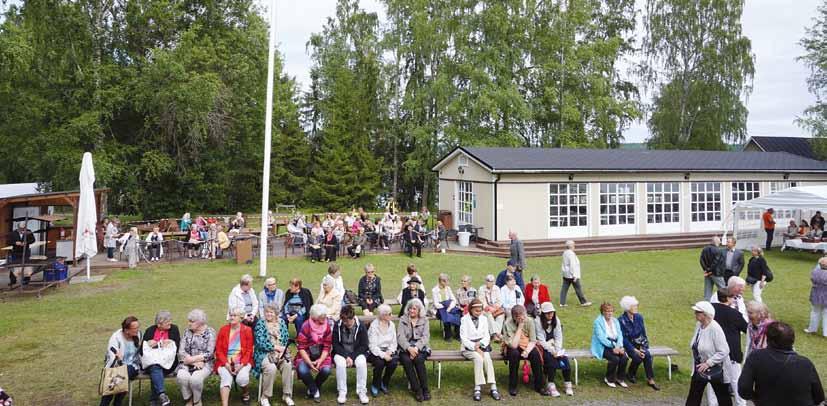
[535,302,573,397]
[686,301,731,406]
[459,298,501,401]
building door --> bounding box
[690,182,722,232]
[455,181,474,227]
[598,183,636,236]
[548,183,588,238]
[646,182,681,234]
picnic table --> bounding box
[781,238,827,252]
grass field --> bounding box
[1,248,825,405]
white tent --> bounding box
[729,186,827,249]
[75,152,98,280]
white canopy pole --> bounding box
[259,0,277,278]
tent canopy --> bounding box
[733,185,827,211]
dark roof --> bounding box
[442,147,827,173]
[746,136,816,159]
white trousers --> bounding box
[176,367,212,403]
[705,360,745,406]
[218,364,251,388]
[334,354,368,396]
[808,304,827,336]
[461,350,496,387]
[750,283,765,303]
[485,313,505,336]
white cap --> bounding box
[540,302,556,313]
[691,301,715,317]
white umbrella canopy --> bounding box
[75,152,98,279]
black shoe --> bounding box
[423,391,431,401]
[648,382,660,391]
[380,383,389,394]
[490,389,501,401]
[509,388,517,397]
[159,393,171,406]
[627,374,637,384]
[414,392,424,402]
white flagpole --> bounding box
[259,0,277,278]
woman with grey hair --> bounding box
[141,311,181,406]
[685,301,731,406]
[805,256,827,337]
[368,304,398,396]
[398,298,431,401]
[560,240,591,307]
[177,309,216,406]
[617,296,659,390]
[228,274,258,326]
[295,304,333,403]
[316,275,343,320]
[258,277,285,319]
[253,303,294,406]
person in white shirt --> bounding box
[710,276,748,322]
[432,274,462,341]
[367,304,398,396]
[500,275,524,313]
[319,263,346,299]
[560,240,592,307]
[479,274,505,340]
[104,218,119,262]
[460,299,501,401]
[227,274,258,325]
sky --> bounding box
[270,0,822,143]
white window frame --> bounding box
[691,182,722,223]
[646,182,680,225]
[770,181,797,194]
[599,183,635,226]
[456,181,474,226]
[548,183,588,236]
[732,182,761,221]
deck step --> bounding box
[476,231,718,257]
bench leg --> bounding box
[667,355,672,381]
[573,358,579,387]
[438,361,442,389]
[128,381,133,406]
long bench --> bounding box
[429,346,678,389]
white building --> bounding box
[432,147,827,241]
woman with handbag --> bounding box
[295,304,333,403]
[368,304,398,396]
[397,298,431,402]
[215,307,254,406]
[617,297,659,391]
[176,309,216,406]
[283,278,313,333]
[479,275,505,341]
[460,299,501,401]
[590,302,629,388]
[100,316,141,406]
[140,311,180,406]
[535,302,573,397]
[746,247,772,303]
[253,303,295,406]
[686,301,732,406]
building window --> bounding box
[600,183,635,225]
[770,181,797,194]
[732,182,761,220]
[549,183,588,228]
[457,181,473,225]
[691,182,721,222]
[646,182,680,224]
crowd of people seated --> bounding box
[781,211,827,242]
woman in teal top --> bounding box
[590,302,629,388]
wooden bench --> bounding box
[429,346,678,389]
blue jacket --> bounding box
[590,315,624,359]
[495,269,525,291]
[618,312,648,355]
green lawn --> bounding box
[1,248,825,405]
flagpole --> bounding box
[259,0,277,278]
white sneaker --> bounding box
[337,392,346,404]
[618,380,629,388]
[259,398,271,406]
[604,378,616,388]
[564,381,574,396]
[358,392,370,404]
[282,396,295,406]
[547,383,560,397]
[804,328,815,334]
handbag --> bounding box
[691,331,724,385]
[99,360,129,396]
[141,341,177,370]
[308,344,323,361]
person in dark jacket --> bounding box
[509,231,526,271]
[745,246,772,303]
[141,311,181,406]
[738,321,825,406]
[7,221,36,286]
[403,224,422,258]
[700,237,726,301]
[333,305,370,404]
[712,289,748,406]
[495,260,525,291]
[722,238,744,282]
[399,277,426,317]
[283,278,314,334]
[357,264,383,314]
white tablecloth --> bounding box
[782,239,827,252]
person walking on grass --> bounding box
[560,240,591,307]
[700,236,726,301]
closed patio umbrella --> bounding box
[75,152,98,280]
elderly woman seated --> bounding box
[176,309,216,406]
[258,277,285,320]
[479,274,505,341]
[253,303,295,406]
[524,275,551,317]
[398,277,426,317]
[398,298,431,402]
[455,275,478,314]
[460,299,501,401]
[357,264,383,315]
[228,274,258,327]
[501,305,544,396]
[317,275,343,321]
[348,228,367,259]
[535,302,573,397]
[368,304,398,396]
[500,275,525,314]
[617,296,659,390]
[591,302,629,389]
[215,307,254,406]
[432,273,462,341]
[283,278,313,333]
[295,304,334,403]
[799,220,811,237]
[141,311,181,406]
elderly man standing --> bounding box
[722,238,744,283]
[509,231,526,272]
[560,240,591,307]
[700,237,726,301]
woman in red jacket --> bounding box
[215,307,254,406]
[524,275,552,317]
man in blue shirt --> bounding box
[495,260,525,291]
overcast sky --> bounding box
[272,0,821,143]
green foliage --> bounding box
[798,1,827,160]
[643,0,755,150]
